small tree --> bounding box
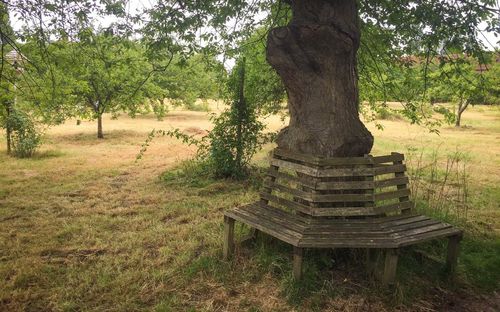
[31,30,163,139]
[429,61,483,127]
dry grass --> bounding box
[0,105,499,311]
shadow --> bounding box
[31,149,65,160]
[52,129,144,145]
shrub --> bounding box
[7,110,42,158]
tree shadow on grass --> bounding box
[52,129,144,145]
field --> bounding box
[1,104,499,311]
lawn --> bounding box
[0,105,499,311]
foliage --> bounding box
[152,54,222,110]
[5,109,42,158]
[239,28,286,115]
[483,60,500,105]
[138,58,275,179]
[22,31,164,138]
[428,59,485,126]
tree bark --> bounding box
[455,100,468,127]
[266,0,373,157]
[97,114,104,139]
[6,102,12,154]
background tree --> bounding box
[32,30,163,139]
[0,2,15,154]
[428,60,484,127]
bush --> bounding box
[7,110,42,158]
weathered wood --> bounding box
[374,189,411,201]
[383,249,399,285]
[374,201,413,215]
[223,216,235,260]
[261,165,279,205]
[372,153,404,164]
[259,192,312,214]
[393,153,411,214]
[373,164,407,176]
[269,158,319,176]
[266,169,317,189]
[316,180,375,190]
[311,207,377,217]
[397,227,462,247]
[223,151,461,284]
[293,247,303,280]
[228,208,302,240]
[446,235,462,273]
[375,176,409,189]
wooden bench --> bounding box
[223,148,463,284]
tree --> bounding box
[29,31,163,139]
[4,0,499,154]
[140,0,498,157]
[429,60,483,127]
[0,2,15,154]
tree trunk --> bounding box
[266,0,373,157]
[97,114,104,139]
[6,102,12,154]
[455,100,468,128]
[235,57,246,172]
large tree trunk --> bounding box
[266,0,373,157]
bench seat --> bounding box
[225,202,462,249]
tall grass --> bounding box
[405,146,470,224]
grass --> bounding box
[0,105,499,311]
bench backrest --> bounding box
[260,148,413,217]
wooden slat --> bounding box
[259,192,312,214]
[225,209,301,245]
[311,207,377,217]
[316,167,374,178]
[389,219,442,232]
[249,203,308,229]
[394,222,453,238]
[393,155,411,213]
[397,227,462,247]
[374,189,411,201]
[374,164,407,176]
[315,180,375,190]
[298,237,396,248]
[310,192,375,203]
[372,153,404,164]
[263,180,314,201]
[273,148,372,166]
[374,201,413,214]
[269,158,318,176]
[236,205,306,233]
[269,158,375,177]
[375,176,409,189]
[253,202,310,225]
[266,169,317,189]
[380,215,430,228]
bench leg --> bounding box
[223,216,235,260]
[293,246,303,280]
[446,235,462,273]
[382,248,399,285]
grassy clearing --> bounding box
[0,105,499,311]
